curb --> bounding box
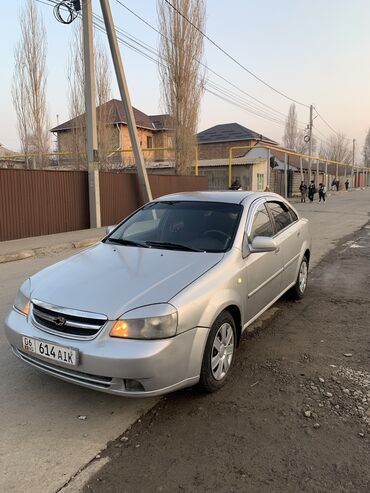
[0,238,101,265]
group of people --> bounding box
[299,181,327,203]
[231,176,350,200]
[331,178,350,191]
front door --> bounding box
[240,201,284,326]
[266,200,300,290]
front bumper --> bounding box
[4,309,209,397]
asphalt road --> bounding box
[0,189,369,492]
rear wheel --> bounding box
[198,311,236,393]
[290,256,308,300]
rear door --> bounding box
[266,201,301,290]
[241,200,284,324]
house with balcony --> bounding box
[51,99,172,167]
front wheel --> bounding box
[198,311,236,393]
[289,256,308,300]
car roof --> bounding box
[156,190,260,204]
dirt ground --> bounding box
[83,225,370,493]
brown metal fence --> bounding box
[99,172,208,226]
[0,169,89,241]
[0,169,208,241]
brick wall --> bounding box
[198,139,258,160]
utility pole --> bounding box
[284,153,288,198]
[352,138,356,188]
[56,114,60,167]
[308,104,313,183]
[82,0,101,228]
[100,0,152,202]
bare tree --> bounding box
[283,104,298,151]
[320,133,351,163]
[12,0,49,167]
[295,130,317,156]
[363,128,370,166]
[95,38,115,168]
[66,23,113,169]
[66,22,86,168]
[158,0,206,175]
[12,58,31,165]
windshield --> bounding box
[105,201,242,253]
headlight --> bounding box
[110,304,178,340]
[14,279,31,316]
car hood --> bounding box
[30,243,223,319]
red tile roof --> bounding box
[51,99,169,132]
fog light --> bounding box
[124,379,145,392]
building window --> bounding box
[146,136,153,149]
[257,173,264,191]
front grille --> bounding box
[31,299,107,340]
[15,348,113,389]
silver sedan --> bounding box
[5,191,311,396]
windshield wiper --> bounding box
[106,238,148,248]
[145,241,203,252]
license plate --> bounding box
[22,336,78,367]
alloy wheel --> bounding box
[299,260,308,293]
[211,322,234,381]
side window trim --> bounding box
[245,198,275,241]
[245,198,267,240]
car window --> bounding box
[249,204,274,242]
[267,201,293,233]
[288,206,298,222]
[106,201,243,253]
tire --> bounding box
[198,310,237,393]
[289,256,309,300]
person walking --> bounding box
[308,180,316,202]
[318,183,326,202]
[299,181,307,203]
[345,179,349,191]
[230,178,242,190]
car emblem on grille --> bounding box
[53,316,66,327]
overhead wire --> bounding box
[161,0,348,143]
[162,0,310,108]
[314,108,340,136]
[37,0,337,145]
[112,0,298,122]
[37,0,302,131]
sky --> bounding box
[0,0,369,163]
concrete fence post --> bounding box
[284,153,288,198]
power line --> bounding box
[207,82,287,126]
[37,0,346,148]
[113,0,293,121]
[314,108,339,136]
[116,0,342,142]
[95,22,293,129]
[163,0,309,108]
[37,0,298,131]
[38,0,330,142]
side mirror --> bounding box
[105,225,116,235]
[250,236,277,253]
